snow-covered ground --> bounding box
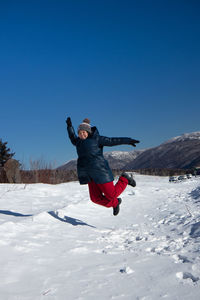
[0,175,200,300]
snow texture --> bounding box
[163,131,200,144]
[0,175,200,299]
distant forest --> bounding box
[0,167,196,184]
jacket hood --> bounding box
[91,126,99,137]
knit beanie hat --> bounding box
[78,118,92,134]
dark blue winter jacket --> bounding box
[67,125,133,184]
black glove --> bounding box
[130,139,140,147]
[66,117,72,127]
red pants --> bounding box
[88,176,128,208]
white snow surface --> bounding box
[1,175,200,300]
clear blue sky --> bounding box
[1,0,200,168]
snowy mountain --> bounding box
[163,131,200,144]
[60,131,200,170]
[58,150,145,170]
[102,150,145,169]
[126,131,200,170]
[1,175,200,299]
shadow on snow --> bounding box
[0,210,33,217]
[189,186,200,202]
[190,221,200,238]
[0,210,96,228]
[48,211,96,228]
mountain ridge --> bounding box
[59,132,200,170]
[125,132,200,170]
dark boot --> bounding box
[113,198,122,216]
[121,172,136,187]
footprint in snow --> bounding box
[173,254,191,263]
[190,221,200,238]
[119,266,134,274]
[176,272,199,283]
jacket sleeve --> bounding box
[98,136,132,147]
[67,125,78,146]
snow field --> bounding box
[0,175,200,299]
